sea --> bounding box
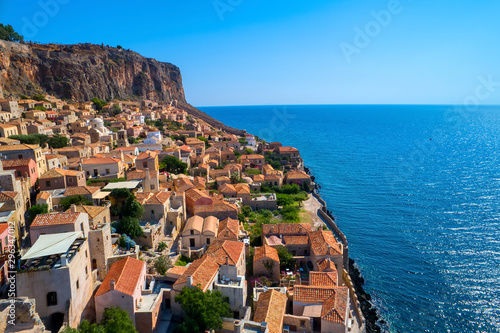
[199,105,500,333]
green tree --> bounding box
[91,97,108,111]
[277,193,294,206]
[0,23,24,42]
[277,246,295,270]
[123,195,144,219]
[9,134,49,146]
[159,155,187,174]
[241,206,252,217]
[244,148,253,155]
[32,106,47,111]
[61,307,135,333]
[32,94,49,102]
[175,287,230,333]
[112,104,122,115]
[26,204,48,225]
[118,216,143,238]
[48,135,69,148]
[154,255,172,275]
[60,195,93,210]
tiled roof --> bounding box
[254,245,279,262]
[137,150,158,160]
[317,258,338,272]
[1,158,34,168]
[0,144,40,152]
[185,188,210,202]
[253,290,287,333]
[39,168,81,179]
[293,285,336,304]
[135,192,152,205]
[36,191,51,200]
[287,170,310,180]
[167,265,188,276]
[31,212,81,228]
[81,157,121,165]
[205,240,244,266]
[96,257,145,297]
[278,146,299,153]
[145,191,172,205]
[0,223,9,235]
[217,218,239,239]
[309,271,338,287]
[64,186,100,196]
[240,154,265,160]
[66,205,107,219]
[127,169,157,180]
[219,183,236,193]
[308,230,342,257]
[174,256,219,291]
[283,235,309,245]
[321,287,349,323]
[262,223,312,235]
[234,183,250,194]
[0,191,18,202]
[266,235,283,246]
[184,216,204,233]
[194,201,238,213]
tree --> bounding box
[0,23,24,42]
[277,193,294,207]
[118,216,143,238]
[32,94,49,102]
[244,148,253,155]
[154,255,172,275]
[112,104,122,115]
[26,204,48,225]
[241,206,252,217]
[123,195,144,219]
[91,97,107,111]
[9,134,49,146]
[127,136,136,144]
[175,286,230,333]
[61,307,135,333]
[277,246,295,270]
[48,135,69,148]
[60,195,93,210]
[159,155,187,174]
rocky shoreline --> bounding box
[304,167,383,333]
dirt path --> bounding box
[302,193,324,229]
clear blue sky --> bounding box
[1,0,500,106]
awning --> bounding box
[102,180,141,191]
[22,231,82,260]
[93,191,109,199]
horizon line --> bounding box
[196,103,500,108]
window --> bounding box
[190,238,195,247]
[206,238,210,245]
[18,154,22,159]
[150,184,155,190]
[68,177,73,183]
[85,250,88,257]
[151,210,155,219]
[92,259,97,270]
[76,279,79,289]
[46,181,51,187]
[143,162,148,168]
[103,217,106,223]
[47,292,57,306]
[80,223,84,232]
[85,266,88,276]
[105,169,110,174]
[190,230,194,235]
[16,171,21,177]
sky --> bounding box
[1,0,500,106]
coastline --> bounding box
[304,166,382,333]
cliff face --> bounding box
[0,40,244,134]
[0,41,186,103]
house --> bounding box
[17,232,93,329]
[70,121,90,133]
[184,188,212,216]
[1,158,38,186]
[240,154,265,169]
[173,177,194,192]
[217,217,240,241]
[127,169,159,193]
[0,99,22,118]
[39,168,86,191]
[248,193,277,211]
[235,183,251,204]
[45,153,68,170]
[221,147,236,162]
[36,191,53,211]
[193,176,206,190]
[66,205,111,228]
[193,200,239,220]
[8,119,28,135]
[95,257,146,327]
[81,157,125,179]
[113,146,140,156]
[29,211,90,246]
[180,216,219,258]
[0,191,27,245]
[219,183,237,198]
[140,190,184,240]
[286,170,312,188]
[0,123,18,138]
[0,143,47,174]
[136,150,159,172]
[253,290,287,333]
[253,245,280,281]
[216,176,231,187]
[63,186,102,204]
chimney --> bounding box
[110,279,116,291]
[225,256,229,265]
[187,276,193,288]
[70,204,78,213]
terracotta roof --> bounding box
[253,290,287,333]
[317,258,338,272]
[266,235,283,246]
[234,183,250,194]
[194,201,238,214]
[0,144,40,152]
[31,212,81,228]
[202,216,219,234]
[135,192,152,205]
[185,188,210,202]
[253,174,265,182]
[136,150,158,160]
[96,257,145,297]
[39,168,81,179]
[283,235,309,245]
[286,170,310,180]
[66,205,107,219]
[0,223,9,235]
[174,256,219,291]
[64,186,100,196]
[278,146,299,153]
[167,265,188,276]
[81,157,121,165]
[204,240,244,266]
[262,223,311,235]
[0,191,18,202]
[217,218,239,239]
[216,176,230,182]
[184,216,204,233]
[240,154,265,160]
[219,183,236,194]
[308,230,342,257]
[321,287,349,323]
[294,285,336,304]
[1,158,34,168]
[36,191,51,200]
[145,191,172,205]
[309,271,338,287]
[254,245,279,262]
[127,169,157,180]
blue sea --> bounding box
[199,105,500,333]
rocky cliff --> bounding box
[0,40,244,134]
